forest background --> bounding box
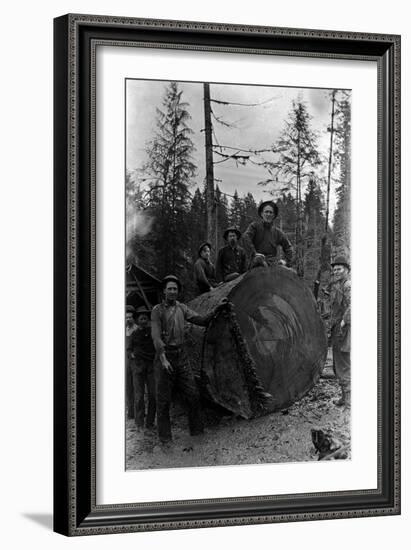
[126,79,351,300]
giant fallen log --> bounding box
[186,265,328,419]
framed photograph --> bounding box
[54,14,400,536]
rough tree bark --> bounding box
[186,265,327,419]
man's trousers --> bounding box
[155,347,204,443]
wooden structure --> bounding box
[187,265,327,418]
[125,263,161,310]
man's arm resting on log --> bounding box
[182,300,229,326]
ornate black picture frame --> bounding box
[53,14,400,536]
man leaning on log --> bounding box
[243,200,293,268]
[151,275,228,446]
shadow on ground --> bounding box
[23,513,53,530]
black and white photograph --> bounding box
[125,79,351,470]
[1,0,405,542]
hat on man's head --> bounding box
[198,241,212,257]
[258,200,279,218]
[331,256,350,271]
[135,305,151,316]
[126,305,136,315]
[161,274,182,291]
[223,226,242,241]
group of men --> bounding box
[125,199,351,448]
[193,200,293,294]
[126,276,228,445]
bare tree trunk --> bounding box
[314,90,336,299]
[203,83,216,250]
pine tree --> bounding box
[240,192,258,233]
[229,190,243,228]
[262,99,321,276]
[332,91,351,259]
[302,178,326,284]
[140,82,197,282]
[276,192,297,239]
[188,187,207,260]
[215,186,229,252]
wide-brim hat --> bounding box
[135,305,151,316]
[198,241,212,257]
[331,256,350,270]
[126,305,136,314]
[162,274,182,291]
[223,226,242,241]
[258,200,279,218]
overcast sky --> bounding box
[126,79,350,216]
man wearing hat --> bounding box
[125,305,138,419]
[329,256,351,407]
[243,200,293,268]
[216,227,247,283]
[193,242,217,294]
[151,275,228,444]
[127,305,156,430]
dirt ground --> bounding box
[126,353,351,470]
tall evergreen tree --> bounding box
[261,99,321,276]
[229,190,243,228]
[302,179,326,284]
[188,187,207,259]
[140,82,197,282]
[215,186,229,252]
[332,91,351,259]
[240,192,258,232]
[276,192,297,239]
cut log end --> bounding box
[188,266,327,418]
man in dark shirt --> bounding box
[243,200,293,267]
[125,305,137,419]
[128,306,156,430]
[216,226,247,282]
[151,275,227,444]
[193,242,217,294]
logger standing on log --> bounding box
[216,226,247,283]
[243,200,293,268]
[125,305,137,419]
[329,256,351,407]
[151,275,228,445]
[127,306,156,431]
[193,242,217,295]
